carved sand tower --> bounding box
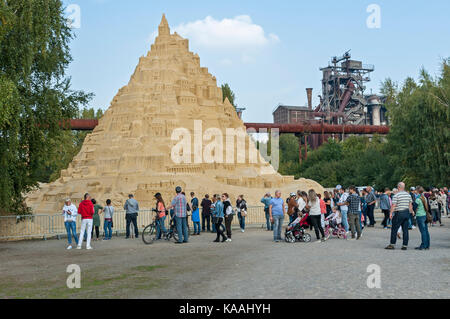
[26,15,323,213]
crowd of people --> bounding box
[61,183,449,251]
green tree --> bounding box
[0,0,92,215]
[383,60,450,187]
[221,83,236,107]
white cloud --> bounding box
[173,15,280,50]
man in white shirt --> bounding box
[62,199,78,249]
[337,187,349,233]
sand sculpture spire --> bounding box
[158,13,170,36]
[25,14,323,213]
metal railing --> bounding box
[0,207,274,241]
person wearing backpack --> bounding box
[103,199,114,240]
[222,193,234,242]
[414,186,431,250]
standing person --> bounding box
[307,189,326,242]
[429,190,443,227]
[91,199,103,241]
[346,186,362,240]
[414,187,431,250]
[380,188,392,229]
[385,182,414,250]
[210,195,217,233]
[190,192,200,235]
[236,195,247,233]
[318,193,326,229]
[323,191,333,217]
[261,193,273,231]
[222,193,234,242]
[62,199,78,249]
[360,189,368,227]
[77,193,95,250]
[337,187,349,233]
[287,192,298,224]
[269,190,286,242]
[365,186,377,227]
[124,194,139,239]
[212,194,227,242]
[200,194,212,232]
[154,193,167,240]
[167,186,188,244]
[103,199,114,240]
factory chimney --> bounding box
[306,88,313,110]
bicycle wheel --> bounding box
[142,224,156,245]
[172,228,179,242]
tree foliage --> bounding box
[276,60,450,190]
[221,83,236,108]
[0,0,92,215]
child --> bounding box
[325,208,342,230]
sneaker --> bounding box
[221,238,227,243]
[66,245,72,250]
[226,238,232,242]
[401,246,407,251]
[321,237,328,242]
[241,229,245,233]
[86,246,93,250]
[440,224,444,227]
[385,245,395,250]
[356,235,361,240]
[76,246,82,250]
[213,239,220,242]
[412,226,416,229]
[415,247,423,250]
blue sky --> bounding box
[63,0,450,122]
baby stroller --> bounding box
[285,213,312,243]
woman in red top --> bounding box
[155,193,167,240]
[318,193,327,229]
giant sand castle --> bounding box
[26,15,323,213]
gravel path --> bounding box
[0,221,449,299]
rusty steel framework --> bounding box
[317,51,377,125]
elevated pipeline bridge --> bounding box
[66,119,389,164]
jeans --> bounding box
[193,221,200,234]
[64,221,78,245]
[103,219,112,239]
[381,209,390,228]
[390,210,411,246]
[215,217,226,241]
[358,211,363,229]
[265,208,273,230]
[175,216,189,243]
[238,212,246,230]
[126,213,139,238]
[78,219,93,248]
[367,204,375,226]
[201,214,211,232]
[340,210,349,232]
[272,214,284,241]
[212,222,216,232]
[156,216,167,239]
[416,216,430,249]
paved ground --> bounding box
[0,221,449,299]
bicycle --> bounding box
[142,209,179,244]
